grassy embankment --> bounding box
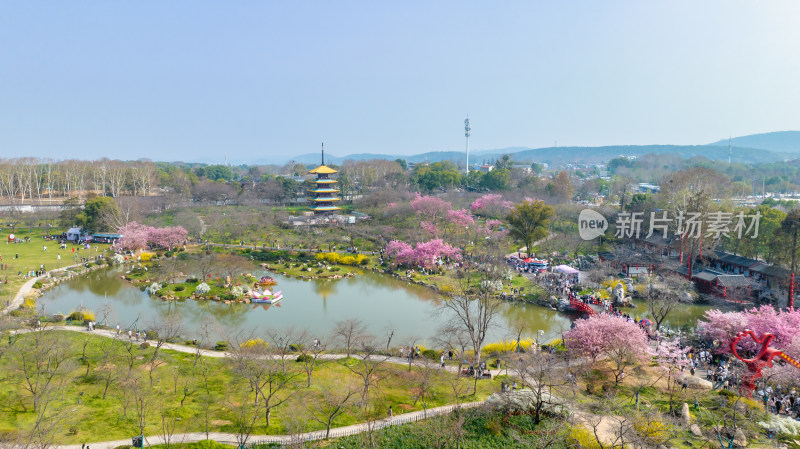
[0,330,501,444]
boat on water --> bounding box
[257,276,278,287]
[250,289,283,304]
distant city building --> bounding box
[308,149,341,215]
[636,183,661,193]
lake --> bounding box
[37,267,712,345]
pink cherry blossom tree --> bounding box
[384,239,462,269]
[447,209,475,228]
[410,193,452,222]
[149,226,188,250]
[470,194,513,218]
[420,221,439,237]
[565,314,651,385]
[654,338,691,412]
[114,221,154,252]
[114,222,188,252]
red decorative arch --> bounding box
[729,329,800,396]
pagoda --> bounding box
[308,145,341,214]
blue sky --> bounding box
[1,1,799,163]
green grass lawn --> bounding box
[0,228,115,304]
[0,330,501,443]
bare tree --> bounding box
[158,402,185,449]
[229,338,302,428]
[332,318,368,358]
[295,330,327,387]
[95,337,123,399]
[440,267,503,394]
[228,388,265,449]
[509,349,570,424]
[305,379,360,438]
[12,328,73,412]
[642,274,689,331]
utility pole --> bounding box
[464,117,471,174]
[728,137,732,166]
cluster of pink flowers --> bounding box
[470,194,513,216]
[565,314,651,361]
[114,221,188,252]
[420,221,439,237]
[410,193,452,221]
[384,238,462,269]
[447,209,475,228]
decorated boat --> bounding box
[250,288,283,304]
[257,276,278,287]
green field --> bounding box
[0,330,501,443]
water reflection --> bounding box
[37,267,711,343]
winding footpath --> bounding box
[13,325,486,449]
[1,262,88,316]
[54,402,483,449]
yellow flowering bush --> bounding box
[567,425,601,449]
[633,415,672,445]
[340,256,357,265]
[240,338,269,351]
[140,252,154,262]
[483,338,534,355]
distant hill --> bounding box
[708,131,800,153]
[267,145,789,166]
[252,131,800,166]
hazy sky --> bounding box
[2,1,799,163]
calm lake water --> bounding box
[37,268,712,344]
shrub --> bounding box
[240,338,269,351]
[296,354,312,363]
[32,281,43,289]
[68,426,78,436]
[173,285,185,292]
[323,252,340,264]
[221,293,236,301]
[632,415,672,444]
[177,252,191,261]
[568,425,602,449]
[140,342,150,349]
[195,283,211,295]
[483,339,534,355]
[231,286,244,297]
[140,253,154,262]
[146,283,162,295]
[22,297,36,309]
[215,341,230,351]
[0,429,21,441]
[340,256,357,266]
[68,309,95,322]
[51,313,65,322]
[144,330,159,341]
[185,277,198,283]
[356,254,369,265]
[422,349,439,360]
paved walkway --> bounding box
[53,402,484,449]
[13,326,492,378]
[1,262,87,316]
